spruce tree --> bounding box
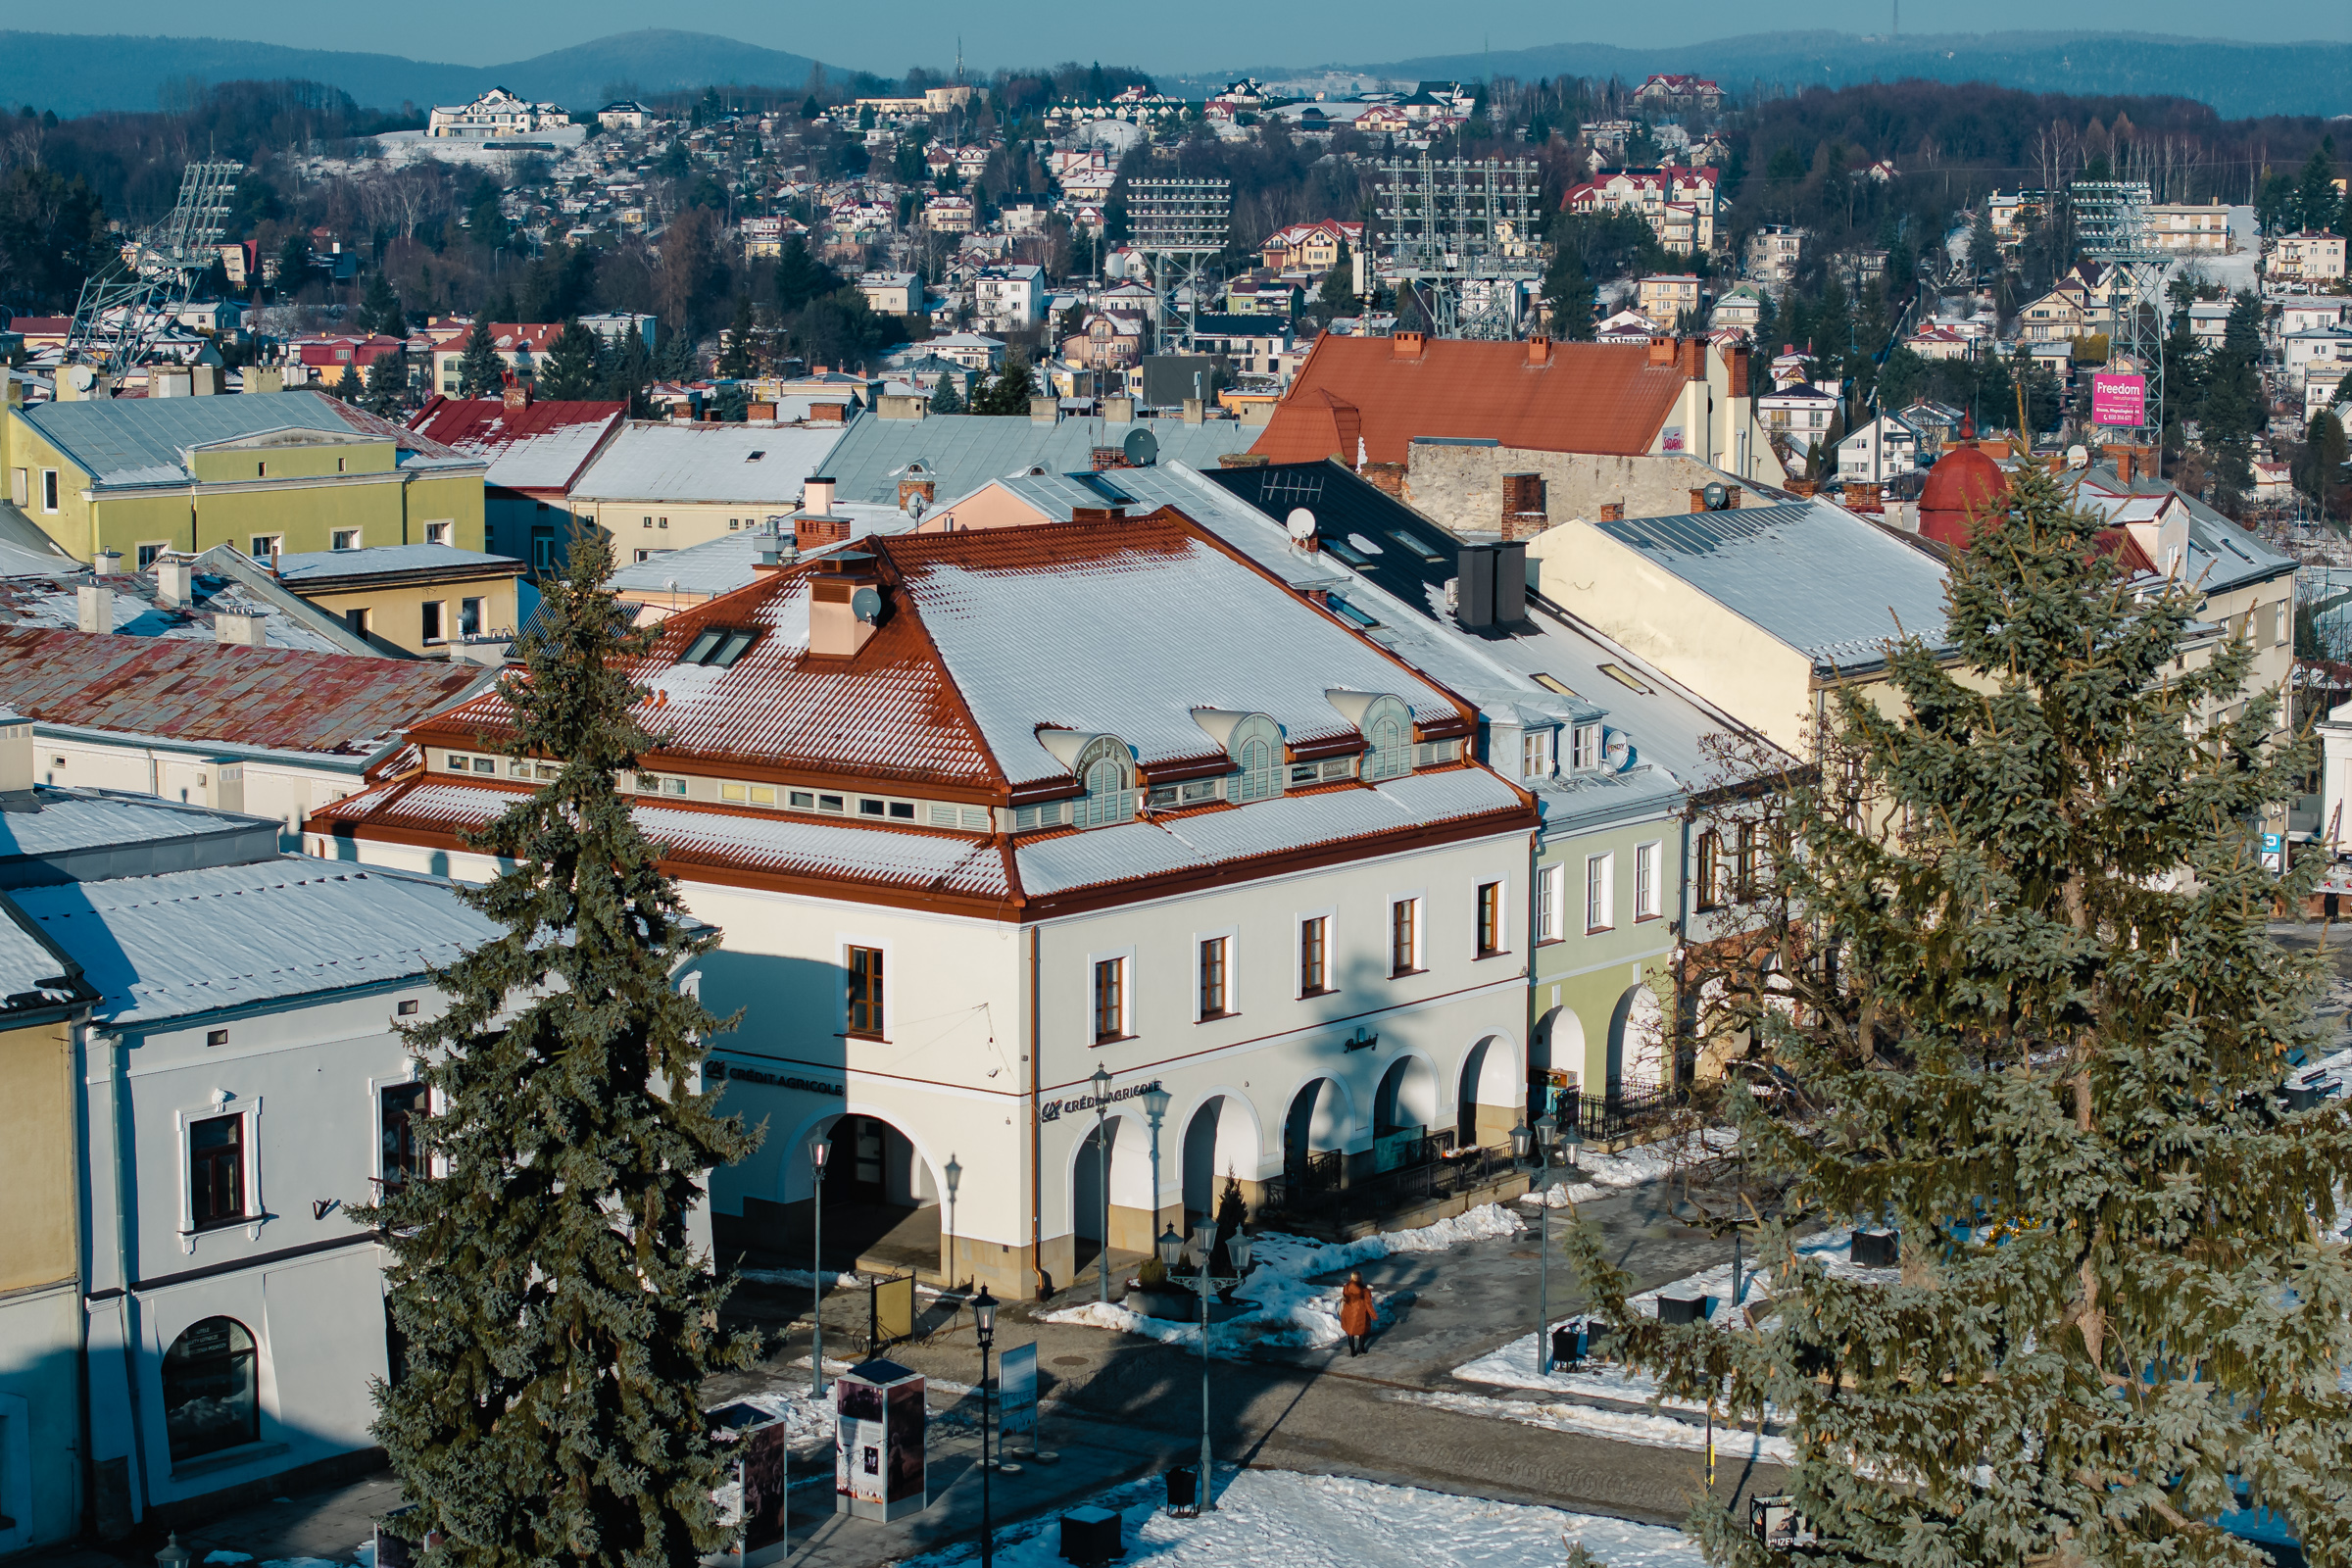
[1564,464,2352,1565]
[928,371,964,414]
[1318,240,1357,319]
[356,528,760,1568]
[363,271,408,339]
[969,353,1035,416]
[716,297,759,379]
[363,348,410,416]
[459,320,504,398]
[538,321,601,401]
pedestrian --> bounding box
[1339,1270,1375,1356]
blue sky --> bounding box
[10,0,2349,70]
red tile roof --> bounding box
[0,630,493,759]
[1249,334,1695,466]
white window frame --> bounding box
[1585,853,1615,934]
[1475,876,1510,956]
[367,1065,428,1189]
[175,1096,265,1251]
[1087,944,1137,1043]
[423,520,453,546]
[1570,722,1601,771]
[839,933,895,1042]
[1537,862,1565,943]
[1193,923,1240,1021]
[1388,889,1426,976]
[1296,905,1338,998]
[39,468,59,514]
[331,527,363,551]
[1521,728,1554,780]
[1634,840,1662,921]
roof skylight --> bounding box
[680,627,759,667]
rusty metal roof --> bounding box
[1250,335,1691,465]
[0,629,495,760]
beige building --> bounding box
[1637,273,1704,321]
[2148,201,2233,253]
[2273,231,2349,283]
[568,419,851,559]
[269,544,526,656]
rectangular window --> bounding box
[379,1083,428,1188]
[1476,881,1504,956]
[534,532,557,570]
[1635,841,1662,920]
[644,515,655,528]
[249,534,281,560]
[421,601,444,642]
[1199,936,1231,1019]
[1522,730,1553,779]
[40,468,59,513]
[1093,956,1127,1042]
[8,467,24,507]
[189,1113,245,1230]
[347,607,371,635]
[1538,862,1565,942]
[137,543,165,569]
[846,946,885,1037]
[1390,898,1420,976]
[332,527,362,551]
[1734,822,1757,902]
[424,521,451,545]
[1570,723,1601,770]
[1299,915,1330,994]
[460,598,484,636]
[1586,854,1615,933]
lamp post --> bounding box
[1160,1219,1250,1512]
[1533,1112,1558,1378]
[943,1154,961,1290]
[972,1285,998,1568]
[1090,1065,1113,1304]
[809,1136,830,1399]
[1141,1082,1171,1245]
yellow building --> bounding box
[270,544,526,656]
[1,386,487,567]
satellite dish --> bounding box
[1286,508,1317,541]
[906,492,927,519]
[851,586,883,623]
[1123,426,1159,467]
[1701,482,1729,512]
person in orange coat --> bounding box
[1339,1270,1375,1356]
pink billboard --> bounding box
[2091,370,2147,427]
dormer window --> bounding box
[679,626,758,667]
[1072,736,1136,828]
[1569,722,1602,771]
[1521,728,1555,779]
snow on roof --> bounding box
[0,900,89,1015]
[0,788,267,868]
[820,415,1257,510]
[18,858,502,1024]
[571,420,852,505]
[0,569,353,653]
[408,397,625,492]
[21,391,482,488]
[271,545,521,584]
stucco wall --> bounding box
[1403,446,1763,538]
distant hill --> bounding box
[1306,31,2352,121]
[0,28,844,118]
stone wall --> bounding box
[1404,444,1762,535]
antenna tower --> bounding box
[66,159,241,380]
[2069,178,2167,439]
[1374,153,1541,338]
[1125,178,1230,352]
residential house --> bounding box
[0,629,494,842]
[1565,167,1723,255]
[923,196,976,233]
[740,217,791,260]
[1061,314,1147,373]
[928,332,1007,373]
[2147,201,2234,253]
[1258,221,1365,284]
[269,546,525,658]
[1249,334,1782,525]
[568,420,853,558]
[408,386,627,572]
[1986,190,2050,246]
[1906,323,1975,361]
[2274,231,2349,284]
[315,512,1535,1298]
[971,266,1047,334]
[428,87,570,139]
[1755,381,1841,459]
[2281,299,2350,337]
[2283,326,2352,390]
[1,388,487,567]
[282,336,406,391]
[1637,274,1705,323]
[1185,314,1294,377]
[2020,289,2087,343]
[858,272,922,316]
[597,100,654,131]
[1632,74,1723,110]
[423,322,566,398]
[1708,283,1767,333]
[1836,412,1920,483]
[2187,301,2233,348]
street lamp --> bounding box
[1533,1112,1558,1378]
[1508,1121,1533,1167]
[943,1154,962,1290]
[1163,1218,1250,1512]
[1091,1065,1113,1304]
[972,1285,999,1568]
[809,1136,830,1398]
[1141,1083,1171,1246]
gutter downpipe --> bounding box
[1029,923,1046,1298]
[101,1026,149,1518]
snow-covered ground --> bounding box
[1040,1203,1525,1355]
[896,1465,1705,1568]
[1388,1388,1794,1465]
[1517,1127,1740,1206]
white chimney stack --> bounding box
[803,476,837,514]
[77,584,115,633]
[215,613,268,647]
[0,718,30,794]
[156,559,193,607]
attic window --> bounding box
[1596,662,1653,695]
[746,450,766,462]
[679,627,758,667]
[1531,673,1579,698]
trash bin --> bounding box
[1657,1294,1705,1326]
[1849,1231,1899,1267]
[1060,1504,1125,1563]
[1550,1324,1585,1368]
[1164,1465,1198,1511]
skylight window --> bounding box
[1597,662,1653,695]
[747,450,766,461]
[679,627,759,667]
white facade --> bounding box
[972,266,1046,334]
[33,726,375,847]
[428,88,572,141]
[1837,414,1919,483]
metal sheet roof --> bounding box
[0,629,494,760]
[571,421,851,505]
[1592,500,1953,671]
[408,397,625,492]
[272,545,521,583]
[18,859,501,1023]
[20,390,483,487]
[818,413,1258,508]
[0,901,87,1014]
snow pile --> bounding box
[709,1385,839,1448]
[1517,1127,1740,1206]
[1389,1388,1795,1464]
[895,1464,1704,1568]
[1040,1202,1524,1354]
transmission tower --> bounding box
[2069,179,2167,439]
[66,159,242,379]
[1374,154,1541,339]
[1125,178,1230,353]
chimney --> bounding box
[191,364,220,396]
[152,367,192,398]
[1102,395,1136,422]
[156,558,193,607]
[215,612,267,647]
[747,400,780,421]
[1677,337,1702,378]
[1847,481,1882,512]
[1392,331,1426,360]
[1689,489,1709,513]
[77,584,114,633]
[1181,397,1204,425]
[0,716,29,793]
[1647,336,1676,366]
[1525,336,1552,366]
[96,549,122,575]
[1598,501,1625,521]
[1725,342,1750,398]
[808,563,883,658]
[502,374,531,411]
[1500,471,1545,539]
[804,477,837,514]
[808,401,849,424]
[249,367,283,395]
[753,524,797,570]
[1070,505,1128,523]
[1030,397,1060,425]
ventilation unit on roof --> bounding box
[1454,540,1527,632]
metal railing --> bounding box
[1563,1086,1687,1144]
[1259,1132,1514,1226]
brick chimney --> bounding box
[899,474,937,508]
[1724,342,1750,398]
[1677,337,1702,378]
[1847,481,1882,512]
[1392,331,1426,360]
[1598,501,1625,521]
[1501,471,1546,538]
[1647,336,1675,366]
[502,372,531,411]
[1525,336,1552,367]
